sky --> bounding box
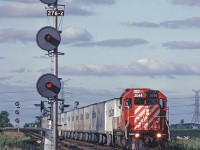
[0,0,200,126]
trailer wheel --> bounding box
[98,134,103,144]
[106,134,112,146]
[79,133,83,141]
[84,133,89,141]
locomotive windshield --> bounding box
[147,98,157,105]
[134,98,145,105]
[134,98,157,105]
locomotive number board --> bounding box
[147,91,158,98]
[47,10,64,16]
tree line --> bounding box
[0,111,13,128]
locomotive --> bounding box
[41,88,169,150]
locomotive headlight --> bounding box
[135,133,140,138]
[156,133,162,138]
[146,109,150,116]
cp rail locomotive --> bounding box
[42,88,170,150]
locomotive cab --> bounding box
[120,88,169,149]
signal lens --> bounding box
[45,34,51,41]
[45,82,53,89]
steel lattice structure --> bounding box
[191,90,200,124]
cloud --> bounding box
[162,41,200,49]
[127,17,200,29]
[65,5,93,16]
[62,27,93,44]
[11,68,32,73]
[0,0,116,5]
[0,28,147,47]
[0,28,34,43]
[161,17,200,28]
[0,0,35,3]
[0,57,5,59]
[171,0,200,6]
[126,22,159,28]
[32,56,49,59]
[0,2,92,18]
[56,59,200,77]
[0,3,44,18]
[0,0,114,17]
[72,0,116,5]
[0,76,12,81]
[74,38,148,47]
[0,27,92,44]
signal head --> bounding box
[36,73,61,98]
[40,0,57,5]
[36,26,61,51]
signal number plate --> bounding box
[47,10,64,16]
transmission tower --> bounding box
[191,90,200,124]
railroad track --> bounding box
[22,128,43,141]
[59,138,123,150]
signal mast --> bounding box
[36,0,65,149]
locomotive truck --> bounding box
[41,88,169,150]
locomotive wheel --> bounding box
[157,141,166,150]
[131,139,145,150]
[133,139,140,150]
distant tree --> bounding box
[35,116,41,128]
[23,116,41,128]
[180,119,184,124]
[24,122,35,128]
[0,111,13,127]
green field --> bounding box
[169,129,200,150]
[0,133,43,150]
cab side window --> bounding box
[159,99,164,108]
[126,98,132,108]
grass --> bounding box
[169,129,200,150]
[169,138,200,150]
[0,133,43,150]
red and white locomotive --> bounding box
[42,88,169,149]
[113,88,169,149]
